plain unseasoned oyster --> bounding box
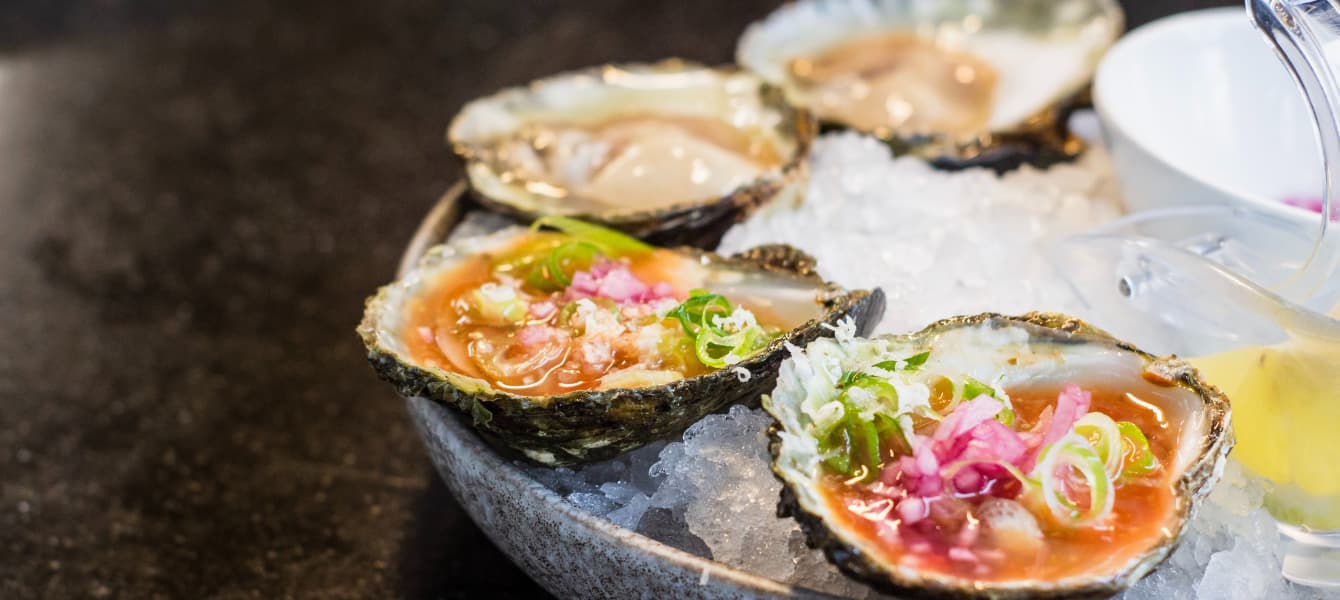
[737,0,1124,171]
[766,313,1232,598]
[448,60,814,246]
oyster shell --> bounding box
[737,0,1124,171]
[766,312,1232,598]
[448,60,814,247]
[358,227,884,466]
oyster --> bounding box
[737,0,1124,171]
[358,219,884,466]
[448,60,814,247]
[766,313,1232,598]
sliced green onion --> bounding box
[872,412,914,457]
[850,417,881,483]
[1117,421,1161,479]
[935,376,989,417]
[1032,433,1114,526]
[525,263,563,292]
[849,378,899,404]
[1075,412,1124,479]
[820,393,861,474]
[835,371,900,395]
[668,291,732,337]
[962,376,995,401]
[835,370,867,389]
[544,241,602,288]
[819,392,886,482]
[938,379,964,415]
[531,216,651,256]
[693,326,761,368]
[958,376,1015,426]
[857,380,912,455]
[821,426,853,475]
[668,291,773,369]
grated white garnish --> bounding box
[821,316,858,342]
[634,323,667,362]
[730,366,752,382]
[711,306,760,333]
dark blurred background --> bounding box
[0,1,1239,598]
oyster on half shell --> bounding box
[359,225,884,466]
[737,0,1124,171]
[449,61,814,247]
[766,313,1232,598]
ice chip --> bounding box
[566,492,620,516]
[605,492,652,530]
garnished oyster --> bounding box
[448,61,814,246]
[766,313,1231,598]
[359,218,883,466]
[737,0,1124,171]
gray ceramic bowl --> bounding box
[399,183,831,599]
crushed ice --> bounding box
[719,132,1122,336]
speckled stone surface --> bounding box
[0,1,1235,598]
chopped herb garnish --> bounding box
[838,350,933,390]
[871,350,932,373]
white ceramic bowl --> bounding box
[1094,7,1323,225]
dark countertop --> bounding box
[0,1,1237,598]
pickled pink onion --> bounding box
[1036,384,1090,454]
[565,260,674,304]
[888,397,1034,503]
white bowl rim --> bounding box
[1093,6,1323,225]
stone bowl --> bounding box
[399,183,827,599]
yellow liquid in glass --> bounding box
[1190,339,1340,530]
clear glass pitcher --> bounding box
[1052,0,1340,587]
